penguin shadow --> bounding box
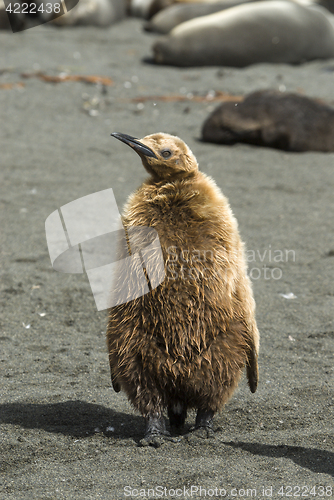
[223,441,334,477]
[0,400,145,441]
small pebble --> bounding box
[280,292,297,299]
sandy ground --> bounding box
[0,16,333,500]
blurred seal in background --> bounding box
[145,0,257,33]
[152,0,334,67]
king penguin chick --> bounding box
[107,132,259,446]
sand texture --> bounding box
[0,18,333,499]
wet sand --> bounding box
[0,18,333,500]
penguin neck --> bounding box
[146,170,199,186]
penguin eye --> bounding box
[161,149,172,159]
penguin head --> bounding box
[111,132,198,180]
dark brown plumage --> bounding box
[107,132,259,445]
[202,90,334,152]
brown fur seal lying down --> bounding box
[107,132,259,446]
[152,0,334,67]
[201,90,334,152]
[144,0,255,33]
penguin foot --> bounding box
[184,426,215,443]
[195,408,214,429]
[139,432,180,448]
[139,412,181,447]
[184,409,215,442]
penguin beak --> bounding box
[111,132,157,159]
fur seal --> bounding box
[107,132,259,446]
[201,89,334,152]
[144,0,255,34]
[152,0,334,67]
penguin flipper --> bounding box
[246,347,258,393]
[112,378,121,392]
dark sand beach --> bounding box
[0,17,333,500]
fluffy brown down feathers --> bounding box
[107,133,259,421]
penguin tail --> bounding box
[112,378,121,392]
